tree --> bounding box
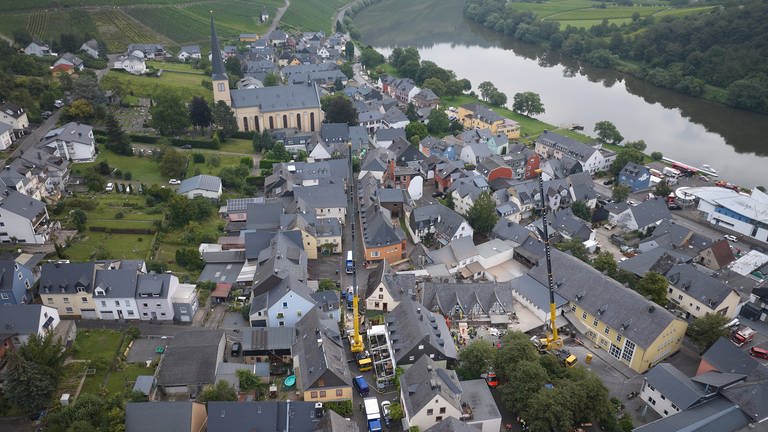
[319,279,337,291]
[426,108,450,134]
[466,191,498,236]
[264,143,292,162]
[593,251,617,276]
[495,332,539,378]
[176,248,204,270]
[212,100,237,138]
[478,81,497,101]
[594,120,624,145]
[654,180,672,197]
[151,93,190,136]
[612,184,631,202]
[340,62,354,79]
[252,130,263,152]
[345,41,355,61]
[687,313,730,352]
[360,46,385,69]
[571,200,591,221]
[405,122,428,141]
[405,102,418,122]
[104,114,132,155]
[199,380,237,402]
[422,77,446,97]
[636,272,668,306]
[189,96,212,131]
[71,75,105,105]
[237,369,267,396]
[650,151,663,161]
[512,92,545,116]
[225,56,243,79]
[71,209,87,231]
[487,90,507,107]
[456,340,496,380]
[321,93,357,125]
[440,193,454,210]
[264,72,280,86]
[499,360,549,415]
[63,99,95,122]
[4,355,56,416]
[159,147,188,179]
[625,140,647,152]
[555,238,590,262]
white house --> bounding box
[177,45,202,62]
[407,203,473,246]
[534,131,607,175]
[0,304,60,346]
[249,276,316,328]
[0,188,50,244]
[113,55,147,75]
[136,273,178,321]
[460,142,493,165]
[24,41,52,57]
[42,122,96,162]
[80,39,100,58]
[177,174,222,199]
[93,268,141,320]
[172,283,199,323]
[0,102,29,130]
[0,123,12,150]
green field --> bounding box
[91,9,171,53]
[101,69,211,101]
[72,329,124,395]
[78,148,167,185]
[281,0,347,32]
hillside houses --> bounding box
[535,131,615,175]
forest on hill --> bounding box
[464,0,768,113]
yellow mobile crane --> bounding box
[535,169,564,352]
[348,143,366,355]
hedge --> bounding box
[89,226,156,235]
[130,134,160,144]
[259,159,278,170]
[232,131,255,140]
[246,176,264,186]
[171,138,219,149]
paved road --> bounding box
[268,0,290,34]
[3,109,62,163]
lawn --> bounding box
[65,232,155,262]
[147,61,205,74]
[154,215,224,280]
[105,363,155,394]
[188,154,249,176]
[71,329,133,395]
[101,70,211,101]
[281,0,347,32]
[219,138,255,154]
[77,148,166,185]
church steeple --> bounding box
[210,13,231,106]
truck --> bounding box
[663,167,681,178]
[364,397,383,432]
[354,375,370,397]
[731,326,757,347]
[356,350,373,372]
[554,349,578,367]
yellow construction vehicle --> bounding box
[348,143,365,354]
[535,169,563,351]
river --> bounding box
[353,0,768,188]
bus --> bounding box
[345,250,354,274]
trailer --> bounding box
[364,397,382,432]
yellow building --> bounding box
[530,250,688,373]
[211,16,324,133]
[666,264,741,319]
[293,215,342,260]
[457,103,520,139]
[39,262,98,319]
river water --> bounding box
[353,0,768,187]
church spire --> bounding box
[210,12,227,81]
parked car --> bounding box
[431,191,444,198]
[41,111,52,119]
[603,179,614,185]
[169,179,181,185]
[380,400,392,426]
[105,182,114,192]
[724,234,739,242]
[181,144,192,149]
[231,342,241,357]
[54,99,64,108]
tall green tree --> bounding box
[687,313,730,352]
[636,272,669,306]
[555,238,590,262]
[104,114,132,155]
[405,121,428,142]
[512,92,545,116]
[571,200,591,221]
[593,251,617,276]
[151,93,190,136]
[466,191,498,236]
[345,41,355,61]
[654,180,672,197]
[189,96,212,131]
[478,81,497,101]
[4,355,56,416]
[199,380,237,402]
[456,340,496,380]
[612,184,631,202]
[159,147,188,179]
[321,93,357,125]
[488,90,507,107]
[594,120,623,145]
[427,108,450,134]
[212,100,237,138]
[405,102,419,122]
[264,72,280,86]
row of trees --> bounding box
[464,0,768,113]
[388,47,472,98]
[477,81,508,107]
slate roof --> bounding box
[125,401,200,432]
[178,174,221,194]
[630,197,671,229]
[0,189,46,221]
[701,338,759,375]
[0,304,52,335]
[251,275,314,312]
[619,247,677,277]
[509,273,568,312]
[386,299,457,363]
[720,367,768,423]
[633,396,749,432]
[528,248,680,349]
[293,183,347,209]
[400,356,462,416]
[136,273,172,299]
[206,401,323,432]
[292,308,351,391]
[40,262,96,294]
[426,236,477,268]
[320,122,350,143]
[364,263,415,302]
[645,363,705,410]
[94,268,138,298]
[536,130,597,163]
[210,16,228,80]
[665,263,736,308]
[361,206,405,248]
[492,220,534,244]
[197,262,243,284]
[240,326,296,351]
[424,417,478,432]
[156,330,224,387]
[547,208,593,241]
[460,379,501,422]
[230,84,322,111]
[409,203,469,242]
[375,127,406,142]
[0,123,11,135]
[179,44,201,55]
[42,122,93,145]
[246,201,285,231]
[421,281,516,318]
[460,103,504,124]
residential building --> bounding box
[477,156,512,182]
[608,197,671,232]
[172,283,199,323]
[126,43,167,59]
[413,88,440,109]
[292,309,352,402]
[53,53,84,71]
[450,175,488,215]
[113,55,147,75]
[0,123,12,150]
[136,273,178,321]
[421,281,517,325]
[80,39,100,58]
[39,262,97,318]
[293,184,347,223]
[360,205,406,263]
[618,162,651,192]
[0,102,29,130]
[206,401,346,432]
[385,299,457,369]
[0,259,35,305]
[0,188,50,244]
[156,330,225,396]
[527,248,688,373]
[374,127,406,149]
[664,264,741,319]
[211,17,323,133]
[0,304,60,346]
[177,45,202,61]
[364,262,415,312]
[292,213,342,259]
[248,275,315,328]
[407,203,473,246]
[534,131,613,175]
[639,363,716,418]
[240,326,295,364]
[457,103,520,139]
[125,401,208,432]
[41,122,96,162]
[426,236,479,275]
[177,174,222,199]
[24,41,52,56]
[93,268,140,320]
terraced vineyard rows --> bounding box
[90,9,172,52]
[125,6,210,44]
[26,9,48,39]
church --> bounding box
[210,16,324,133]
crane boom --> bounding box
[536,170,563,350]
[349,143,364,353]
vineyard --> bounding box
[90,9,172,53]
[126,6,211,44]
[0,0,185,13]
[26,9,49,40]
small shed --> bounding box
[133,375,156,397]
[211,283,232,303]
